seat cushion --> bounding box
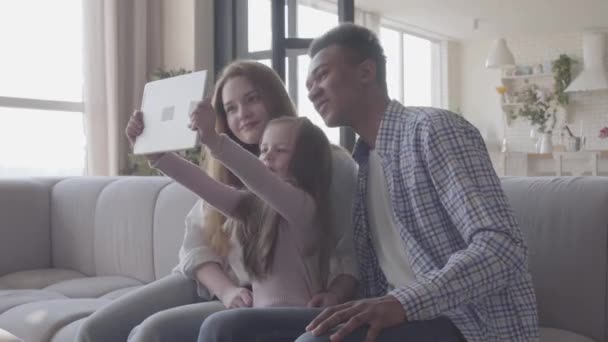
[50,318,85,342]
[0,269,85,289]
[0,290,66,315]
[44,276,143,298]
[0,328,23,342]
[540,327,596,342]
[0,298,110,342]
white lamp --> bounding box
[485,38,515,68]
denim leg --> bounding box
[295,316,466,342]
[198,307,322,342]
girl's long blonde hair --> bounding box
[235,117,334,284]
[204,60,297,256]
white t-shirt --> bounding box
[367,150,416,290]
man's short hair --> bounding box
[309,23,387,93]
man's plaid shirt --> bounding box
[351,100,539,341]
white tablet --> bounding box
[133,70,207,155]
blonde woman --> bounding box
[76,61,359,342]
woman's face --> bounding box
[222,76,271,145]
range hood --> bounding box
[565,32,608,92]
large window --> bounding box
[0,0,85,177]
[380,26,439,107]
[241,0,340,145]
[241,1,443,144]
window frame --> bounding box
[380,18,446,108]
[0,97,83,113]
[0,0,85,176]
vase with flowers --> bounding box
[517,83,563,153]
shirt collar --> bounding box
[375,100,403,157]
[352,100,402,164]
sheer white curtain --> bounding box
[82,0,162,175]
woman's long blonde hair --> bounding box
[235,117,334,283]
[204,60,297,256]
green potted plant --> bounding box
[552,54,575,106]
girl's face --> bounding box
[259,122,297,179]
[222,76,271,145]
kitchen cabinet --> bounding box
[489,151,605,176]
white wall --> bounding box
[459,40,503,150]
[459,33,608,152]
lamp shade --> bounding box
[485,38,515,68]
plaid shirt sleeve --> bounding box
[389,113,529,321]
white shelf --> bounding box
[502,73,553,80]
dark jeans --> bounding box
[197,307,466,342]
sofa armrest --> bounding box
[0,178,59,277]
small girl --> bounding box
[152,99,335,307]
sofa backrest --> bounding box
[50,177,198,283]
[4,176,608,340]
[502,177,608,342]
[0,178,61,277]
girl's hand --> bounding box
[219,286,254,309]
[125,110,163,162]
[126,110,145,147]
[189,98,219,147]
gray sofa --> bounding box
[0,176,606,342]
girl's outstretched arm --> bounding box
[152,152,246,218]
[207,134,315,226]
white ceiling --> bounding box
[354,0,608,40]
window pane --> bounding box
[380,27,401,101]
[0,108,85,176]
[258,59,271,68]
[248,0,288,52]
[297,3,337,38]
[297,55,340,145]
[0,0,83,102]
[248,0,271,52]
[403,34,432,106]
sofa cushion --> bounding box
[0,178,56,279]
[0,290,66,314]
[0,328,23,342]
[50,318,84,342]
[94,178,171,283]
[502,177,608,342]
[51,178,119,276]
[153,182,198,279]
[44,276,143,298]
[0,298,110,342]
[0,269,85,290]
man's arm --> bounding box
[389,112,528,320]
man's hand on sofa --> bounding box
[306,295,406,342]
